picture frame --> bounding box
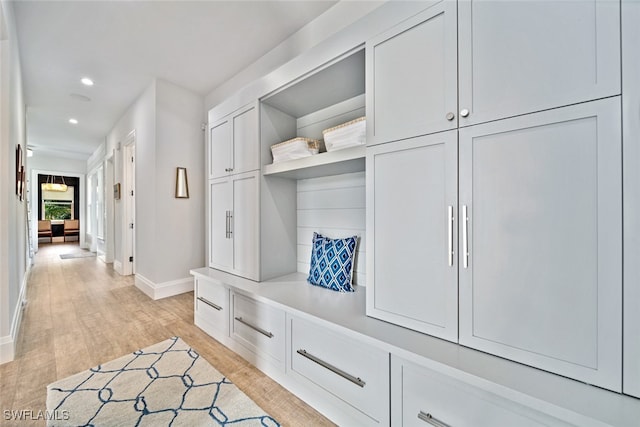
[114,183,121,200]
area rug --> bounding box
[59,252,96,259]
[46,337,280,426]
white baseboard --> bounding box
[135,274,193,300]
[114,260,123,275]
[0,266,30,364]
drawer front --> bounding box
[290,316,389,423]
[195,278,228,335]
[393,356,573,427]
[231,292,285,364]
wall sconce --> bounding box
[175,167,189,198]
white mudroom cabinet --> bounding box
[365,0,624,392]
[194,0,640,425]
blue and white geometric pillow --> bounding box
[307,232,358,293]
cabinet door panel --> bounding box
[366,131,458,342]
[458,0,620,126]
[209,179,233,270]
[459,98,622,391]
[232,172,259,281]
[232,104,259,175]
[366,1,457,145]
[209,119,231,179]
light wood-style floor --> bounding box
[0,243,333,426]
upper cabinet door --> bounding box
[458,98,622,392]
[366,130,458,342]
[209,118,231,179]
[458,0,621,127]
[209,101,259,179]
[366,1,457,146]
[232,103,259,175]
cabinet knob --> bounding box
[460,108,470,118]
[446,112,455,121]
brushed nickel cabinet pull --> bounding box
[225,211,229,238]
[448,205,454,266]
[296,349,365,388]
[234,316,273,338]
[197,297,222,311]
[418,411,450,427]
[228,211,233,237]
[462,205,469,269]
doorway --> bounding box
[121,133,136,276]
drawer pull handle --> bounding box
[234,317,273,338]
[296,349,365,388]
[197,297,222,311]
[418,411,450,427]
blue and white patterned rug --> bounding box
[46,337,280,426]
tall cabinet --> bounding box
[366,0,623,392]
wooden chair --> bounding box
[63,219,80,242]
[38,220,53,243]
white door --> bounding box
[458,0,620,127]
[123,142,136,275]
[366,1,457,146]
[458,98,622,392]
[231,171,259,281]
[209,178,233,271]
[366,130,458,342]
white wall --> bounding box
[93,78,204,298]
[103,81,156,272]
[29,153,87,173]
[204,1,384,112]
[297,172,366,286]
[0,0,28,364]
[153,79,205,283]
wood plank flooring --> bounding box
[0,243,333,426]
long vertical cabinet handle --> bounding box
[228,211,233,237]
[447,205,454,266]
[225,211,230,238]
[418,411,451,427]
[462,205,469,268]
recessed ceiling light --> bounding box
[69,118,78,124]
[81,77,94,86]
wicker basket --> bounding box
[322,117,366,151]
[270,137,321,163]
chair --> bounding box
[63,219,80,242]
[38,220,53,243]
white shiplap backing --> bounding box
[297,171,366,286]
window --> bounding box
[44,200,73,220]
[41,186,75,220]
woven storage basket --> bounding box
[270,137,321,163]
[322,117,366,152]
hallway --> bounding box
[0,243,331,426]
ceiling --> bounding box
[12,0,338,160]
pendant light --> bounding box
[42,175,68,192]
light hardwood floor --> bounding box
[0,243,333,426]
